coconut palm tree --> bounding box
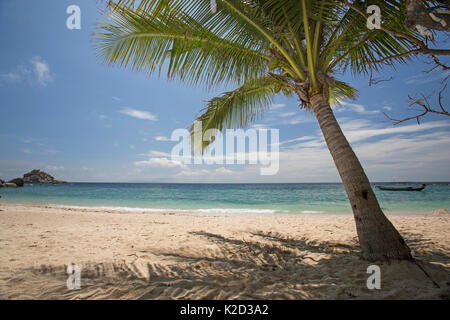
[96,0,420,261]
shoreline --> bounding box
[0,202,449,299]
[0,202,437,217]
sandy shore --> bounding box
[0,203,448,300]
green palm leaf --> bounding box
[190,75,291,149]
[97,2,272,87]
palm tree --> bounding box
[96,0,420,261]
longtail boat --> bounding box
[375,184,426,191]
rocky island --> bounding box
[0,169,67,188]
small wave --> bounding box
[300,210,325,214]
[56,205,185,213]
[54,205,284,215]
[196,208,278,214]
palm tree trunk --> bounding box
[309,93,413,261]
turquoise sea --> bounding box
[1,183,449,215]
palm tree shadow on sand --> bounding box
[1,231,449,300]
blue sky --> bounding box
[0,0,449,183]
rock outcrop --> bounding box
[4,183,17,188]
[23,170,55,183]
[8,178,24,187]
[1,170,67,187]
[23,170,66,184]
[0,179,20,188]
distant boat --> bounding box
[375,184,426,191]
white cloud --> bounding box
[155,136,170,141]
[177,119,450,182]
[279,112,296,118]
[265,111,315,127]
[134,157,186,168]
[279,136,316,146]
[251,124,270,130]
[140,150,171,157]
[383,106,393,111]
[30,56,53,86]
[0,57,53,86]
[267,119,450,182]
[340,119,449,143]
[337,102,380,115]
[119,108,158,121]
[289,139,326,149]
[215,167,234,175]
[54,117,449,183]
[176,167,235,177]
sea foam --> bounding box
[55,205,285,215]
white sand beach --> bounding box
[0,203,449,300]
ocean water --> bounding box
[0,183,449,215]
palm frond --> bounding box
[97,4,272,88]
[190,75,291,149]
[329,0,419,74]
[329,80,359,106]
